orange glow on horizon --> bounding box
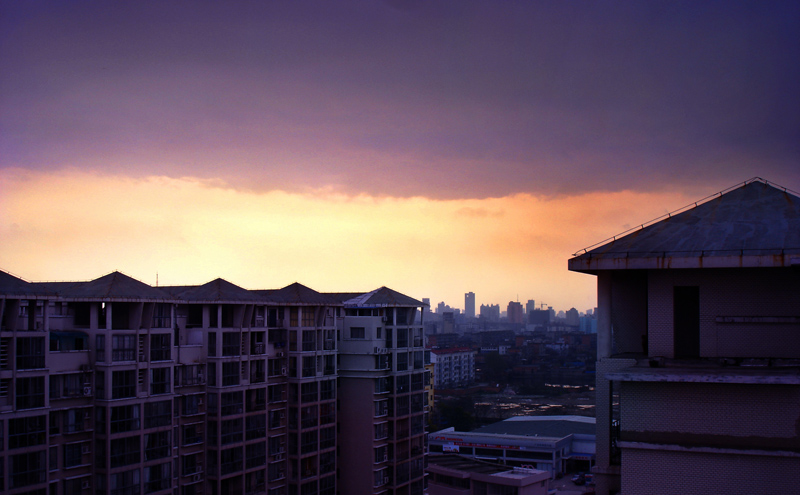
[1,168,694,312]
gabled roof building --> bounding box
[0,269,428,495]
[568,178,800,495]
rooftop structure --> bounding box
[568,178,800,495]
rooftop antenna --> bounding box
[156,272,159,287]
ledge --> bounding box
[618,441,800,458]
[606,366,800,385]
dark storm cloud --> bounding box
[1,0,798,198]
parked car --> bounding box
[572,473,586,485]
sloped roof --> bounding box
[569,179,800,272]
[0,269,48,297]
[254,282,334,305]
[51,271,173,300]
[342,286,425,307]
[165,278,261,303]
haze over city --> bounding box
[2,1,798,311]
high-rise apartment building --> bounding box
[0,270,428,495]
[506,302,524,324]
[569,179,800,495]
[525,300,536,316]
[464,293,475,319]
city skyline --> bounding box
[2,2,798,313]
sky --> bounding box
[1,1,798,313]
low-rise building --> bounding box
[429,415,596,479]
[427,455,550,495]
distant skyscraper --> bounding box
[479,304,500,321]
[526,299,536,315]
[465,292,475,319]
[507,301,524,324]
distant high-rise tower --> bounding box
[465,292,475,319]
[507,301,524,324]
[526,299,536,315]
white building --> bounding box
[430,348,476,389]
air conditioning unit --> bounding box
[82,444,91,454]
[139,355,147,362]
[81,480,90,489]
[84,411,91,420]
[279,412,285,419]
[198,398,203,406]
[383,455,388,462]
[275,453,284,461]
[277,352,285,357]
[384,476,389,484]
[83,387,92,396]
[193,474,201,482]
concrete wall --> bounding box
[621,448,798,495]
[647,267,800,359]
[620,382,800,450]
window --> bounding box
[220,418,243,445]
[49,373,88,399]
[182,453,201,476]
[302,330,315,351]
[111,335,136,361]
[144,401,171,429]
[220,391,243,416]
[320,426,335,450]
[144,431,171,461]
[350,327,365,339]
[246,442,266,469]
[16,376,45,409]
[144,462,170,494]
[220,447,243,475]
[64,443,84,468]
[96,335,105,362]
[16,337,45,369]
[111,404,140,433]
[109,468,140,495]
[246,414,266,440]
[396,352,408,371]
[222,362,239,387]
[110,435,140,468]
[183,395,201,416]
[250,359,266,383]
[301,308,315,327]
[301,382,317,403]
[247,388,266,412]
[300,430,317,454]
[222,332,239,356]
[182,424,203,446]
[64,408,86,433]
[302,356,315,377]
[112,371,136,399]
[9,415,46,449]
[320,403,335,425]
[10,450,46,489]
[208,332,216,357]
[150,334,170,361]
[150,368,170,395]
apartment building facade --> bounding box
[429,348,475,389]
[0,270,427,495]
[568,179,800,495]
